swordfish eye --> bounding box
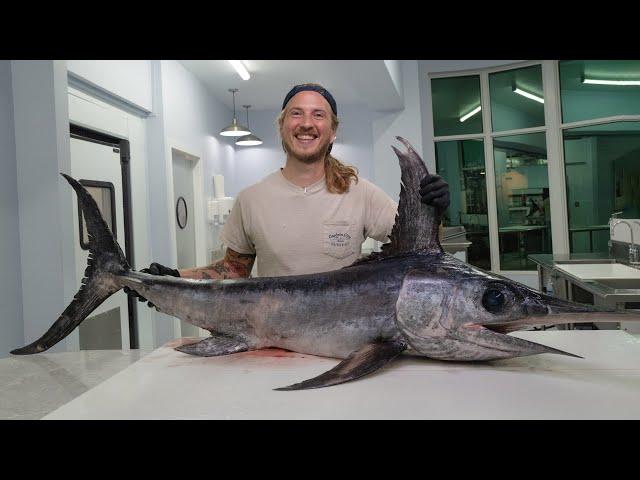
[481,283,513,314]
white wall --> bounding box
[225,108,282,196]
[12,60,74,352]
[141,60,236,346]
[333,104,376,182]
[159,60,235,256]
[0,61,24,358]
[373,60,425,203]
[67,60,153,113]
[384,60,404,102]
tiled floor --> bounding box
[0,349,151,420]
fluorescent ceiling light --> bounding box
[513,88,544,104]
[459,106,481,122]
[583,77,640,86]
[228,60,250,81]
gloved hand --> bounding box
[124,262,180,308]
[419,173,450,214]
[143,262,180,278]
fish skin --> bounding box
[11,139,640,390]
[117,255,416,359]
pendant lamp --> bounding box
[236,105,263,146]
[220,89,250,137]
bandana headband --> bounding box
[281,84,337,115]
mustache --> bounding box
[293,130,318,136]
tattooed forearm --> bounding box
[179,248,256,280]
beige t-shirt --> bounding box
[220,170,398,277]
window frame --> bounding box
[430,60,565,275]
[557,61,640,254]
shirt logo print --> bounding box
[328,232,351,248]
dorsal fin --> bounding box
[379,136,443,257]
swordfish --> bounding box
[11,137,640,390]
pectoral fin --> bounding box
[174,334,248,357]
[274,339,407,391]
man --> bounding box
[128,84,449,305]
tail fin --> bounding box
[11,174,130,355]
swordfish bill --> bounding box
[12,138,640,390]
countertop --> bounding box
[555,263,640,280]
[528,252,640,303]
[528,252,616,270]
[2,332,637,420]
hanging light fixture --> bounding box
[236,105,263,146]
[219,88,250,137]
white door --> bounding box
[70,136,130,350]
[172,149,200,338]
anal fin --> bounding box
[174,334,248,357]
[274,339,407,391]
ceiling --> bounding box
[179,60,404,112]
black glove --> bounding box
[419,174,450,214]
[124,262,180,308]
[143,262,180,277]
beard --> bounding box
[282,135,332,164]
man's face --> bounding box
[281,91,336,164]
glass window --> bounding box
[493,133,551,270]
[489,65,545,132]
[563,121,640,253]
[78,180,116,250]
[435,139,490,270]
[560,60,640,124]
[431,76,483,137]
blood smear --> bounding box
[243,348,306,358]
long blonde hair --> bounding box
[277,89,359,194]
